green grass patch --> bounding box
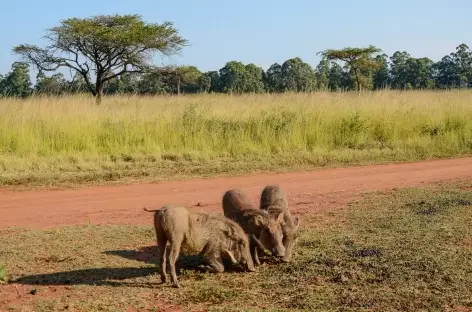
[0,265,6,282]
[1,91,472,187]
[1,181,472,311]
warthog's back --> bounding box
[155,205,190,235]
[222,189,254,219]
[260,185,289,213]
[154,205,211,254]
[186,212,247,253]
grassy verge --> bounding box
[1,181,472,311]
[1,91,472,187]
[0,265,5,282]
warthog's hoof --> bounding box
[172,282,181,288]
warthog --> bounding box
[260,184,300,262]
[145,205,255,288]
[222,189,286,265]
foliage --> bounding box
[280,57,317,92]
[218,61,265,94]
[372,54,390,90]
[315,57,330,90]
[3,40,472,97]
[264,58,317,92]
[13,14,187,104]
[434,44,472,89]
[319,45,382,91]
[0,62,32,97]
[35,72,68,95]
[264,63,284,92]
[0,265,6,282]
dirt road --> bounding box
[1,157,471,229]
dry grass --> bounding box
[1,90,472,187]
[1,181,472,311]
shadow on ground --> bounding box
[13,246,248,287]
[104,246,159,265]
[13,267,157,287]
[104,245,252,273]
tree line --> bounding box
[2,14,471,102]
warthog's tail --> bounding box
[143,207,160,213]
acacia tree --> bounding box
[319,46,382,91]
[14,14,187,104]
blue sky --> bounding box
[1,0,471,77]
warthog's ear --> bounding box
[293,216,300,229]
[253,215,266,227]
[222,228,235,238]
[276,211,285,224]
[224,249,238,264]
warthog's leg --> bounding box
[156,231,168,284]
[249,235,262,265]
[168,234,184,288]
[252,246,261,266]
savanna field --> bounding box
[2,2,472,311]
[1,90,472,186]
[1,91,472,311]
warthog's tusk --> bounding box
[224,249,238,264]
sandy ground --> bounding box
[1,157,471,229]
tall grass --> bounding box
[1,91,472,185]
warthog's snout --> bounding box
[272,246,286,258]
[246,261,256,272]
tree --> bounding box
[198,74,211,93]
[390,51,411,89]
[35,72,68,95]
[218,61,245,94]
[203,71,221,93]
[434,55,457,89]
[264,63,284,92]
[103,75,124,95]
[218,61,246,94]
[0,74,4,95]
[315,57,330,90]
[218,61,265,94]
[319,46,382,91]
[406,57,435,89]
[433,44,472,89]
[178,66,204,94]
[373,54,390,90]
[0,62,32,97]
[280,57,317,92]
[451,43,472,88]
[390,52,435,90]
[119,72,141,94]
[328,62,352,91]
[162,66,204,95]
[244,64,265,93]
[137,72,169,95]
[69,71,89,94]
[14,14,187,104]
